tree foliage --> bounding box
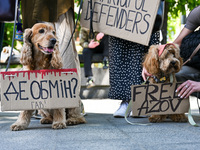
[166,0,200,17]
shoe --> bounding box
[113,101,130,118]
[86,77,95,88]
[80,101,87,116]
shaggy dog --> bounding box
[142,43,188,123]
[11,23,86,131]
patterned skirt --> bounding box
[108,32,160,101]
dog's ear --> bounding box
[143,45,160,75]
[173,44,183,72]
[20,28,33,67]
[50,44,63,69]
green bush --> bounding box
[3,23,18,48]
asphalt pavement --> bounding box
[1,99,200,150]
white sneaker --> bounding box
[86,77,95,89]
[113,101,130,118]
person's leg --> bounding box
[82,47,96,88]
[82,47,93,77]
[108,31,160,118]
[101,35,109,69]
[176,65,200,82]
[53,8,86,124]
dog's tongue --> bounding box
[43,47,54,53]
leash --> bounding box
[182,43,200,66]
[125,77,152,126]
[61,0,84,57]
[188,93,200,127]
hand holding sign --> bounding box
[80,0,160,46]
[88,39,100,48]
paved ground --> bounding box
[1,99,200,150]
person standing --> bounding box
[21,0,86,122]
[109,0,165,118]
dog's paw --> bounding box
[52,122,66,129]
[148,115,166,123]
[10,124,27,131]
[66,117,86,125]
[169,114,188,122]
[40,117,53,124]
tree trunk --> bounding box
[161,2,169,44]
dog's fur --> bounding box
[143,44,187,123]
[11,23,86,131]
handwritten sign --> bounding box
[80,0,160,46]
[131,83,189,116]
[0,69,79,111]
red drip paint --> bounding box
[2,74,5,80]
[0,68,78,80]
[35,72,37,78]
[23,72,25,78]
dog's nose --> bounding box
[50,38,56,45]
[171,61,176,66]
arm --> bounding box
[174,5,200,46]
[173,27,193,47]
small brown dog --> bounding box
[11,23,86,131]
[143,43,187,123]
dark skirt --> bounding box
[108,32,160,101]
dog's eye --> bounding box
[52,31,56,35]
[39,29,45,34]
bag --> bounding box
[152,0,165,33]
[180,29,200,69]
[0,0,16,22]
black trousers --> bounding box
[83,35,108,77]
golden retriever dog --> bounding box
[11,23,86,131]
[142,43,187,123]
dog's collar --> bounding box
[147,73,174,83]
[152,75,168,83]
[158,43,176,56]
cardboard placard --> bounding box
[0,69,79,111]
[80,0,160,46]
[131,83,190,116]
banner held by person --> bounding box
[80,0,160,46]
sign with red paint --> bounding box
[0,69,79,111]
